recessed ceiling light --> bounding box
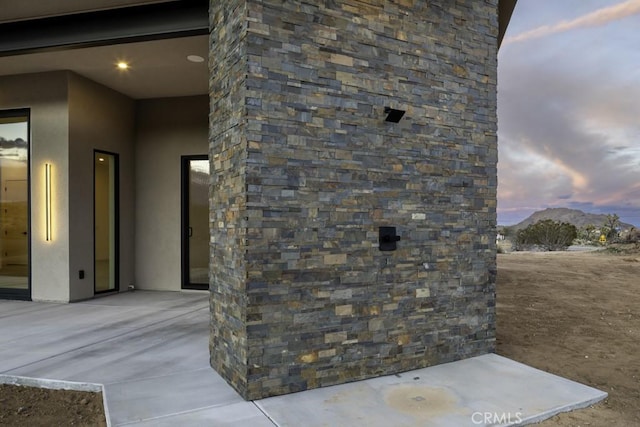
[98,157,105,162]
[116,61,129,70]
[187,55,205,63]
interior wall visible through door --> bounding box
[0,110,30,300]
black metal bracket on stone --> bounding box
[379,226,401,251]
[384,107,405,123]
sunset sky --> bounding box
[498,0,640,226]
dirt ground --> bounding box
[497,245,640,426]
[0,384,106,426]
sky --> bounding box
[498,0,640,227]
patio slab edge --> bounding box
[0,374,111,427]
[518,393,608,426]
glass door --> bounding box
[0,110,30,300]
[181,155,209,290]
[94,151,118,293]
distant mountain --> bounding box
[508,208,635,231]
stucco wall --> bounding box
[68,72,136,301]
[135,95,209,290]
[210,0,499,400]
[1,73,207,299]
[0,71,137,301]
[0,72,71,302]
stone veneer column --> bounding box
[209,0,499,400]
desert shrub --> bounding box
[602,246,623,254]
[577,224,598,244]
[501,226,515,239]
[602,214,621,240]
[624,228,640,243]
[516,220,577,251]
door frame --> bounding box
[0,108,31,301]
[93,149,119,294]
[181,154,208,290]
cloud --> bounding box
[504,0,640,44]
[497,43,640,226]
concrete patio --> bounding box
[0,291,606,426]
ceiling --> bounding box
[0,0,171,23]
[0,35,209,99]
[0,0,207,100]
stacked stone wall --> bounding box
[210,0,498,400]
[209,0,251,398]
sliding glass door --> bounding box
[0,110,30,300]
[94,151,118,293]
[181,155,209,290]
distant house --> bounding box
[0,0,516,400]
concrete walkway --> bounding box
[0,291,606,426]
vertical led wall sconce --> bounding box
[45,163,52,241]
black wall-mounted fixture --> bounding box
[384,107,406,123]
[379,226,401,251]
